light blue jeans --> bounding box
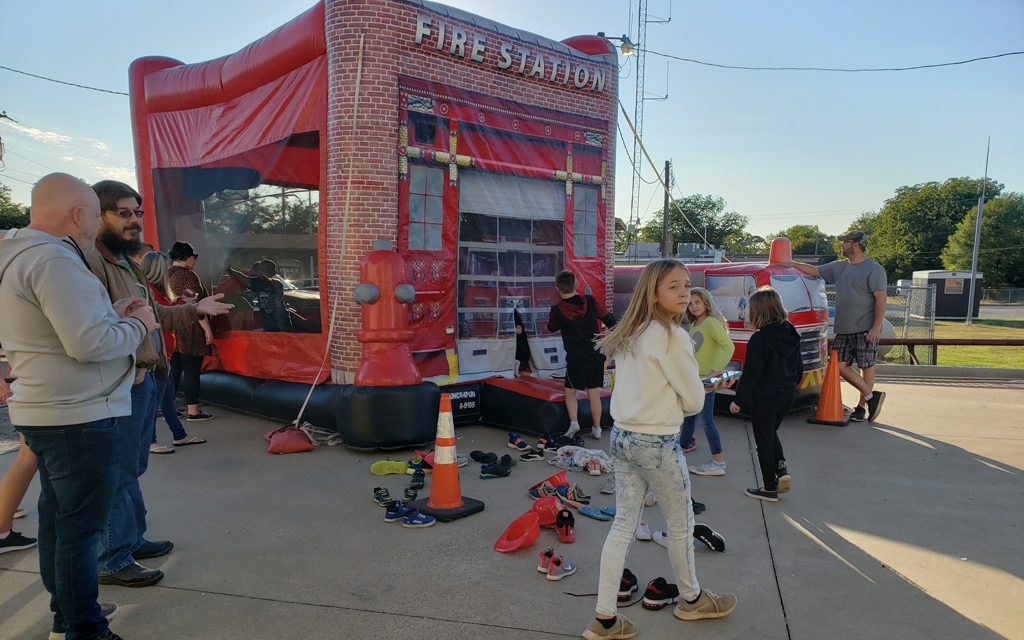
[596,426,700,616]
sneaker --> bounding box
[148,442,175,455]
[693,524,726,552]
[867,391,886,422]
[384,501,415,523]
[642,577,680,610]
[586,459,602,476]
[528,481,560,500]
[13,506,25,519]
[744,487,779,502]
[644,491,657,507]
[0,530,37,554]
[537,547,555,573]
[776,473,792,493]
[556,508,575,543]
[48,604,119,639]
[600,478,616,495]
[470,450,497,464]
[849,405,866,422]
[683,438,697,453]
[635,521,652,541]
[618,568,638,601]
[402,488,417,503]
[372,487,392,506]
[507,433,531,451]
[186,410,214,421]
[690,460,726,476]
[133,539,173,559]
[409,469,425,490]
[652,531,669,549]
[456,454,469,468]
[691,498,706,514]
[546,554,576,581]
[519,450,544,462]
[98,562,163,587]
[480,454,512,479]
[673,589,737,620]
[401,511,436,528]
[590,426,602,439]
[555,483,591,508]
[582,616,638,640]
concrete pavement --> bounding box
[1,376,1022,639]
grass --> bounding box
[931,319,1024,368]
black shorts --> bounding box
[565,359,605,390]
[834,331,877,368]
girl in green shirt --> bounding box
[682,288,735,476]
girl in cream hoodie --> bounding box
[582,260,736,640]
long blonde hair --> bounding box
[597,259,688,357]
[748,286,788,329]
[686,287,727,326]
[140,251,171,298]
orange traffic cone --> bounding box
[408,393,485,522]
[807,350,850,426]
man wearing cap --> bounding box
[86,180,233,587]
[785,230,887,422]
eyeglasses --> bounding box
[108,208,144,219]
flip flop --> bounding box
[371,460,410,476]
[172,435,207,447]
[578,506,613,521]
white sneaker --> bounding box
[652,530,669,548]
[690,460,726,476]
[644,491,657,507]
[635,521,652,541]
[590,426,602,439]
[600,478,616,494]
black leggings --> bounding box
[170,353,204,405]
[750,387,795,491]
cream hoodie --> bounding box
[610,320,706,435]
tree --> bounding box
[867,177,1003,280]
[724,231,768,254]
[0,184,29,230]
[638,194,747,253]
[941,193,1024,288]
[613,217,633,253]
[772,224,837,260]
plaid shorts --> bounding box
[834,331,877,368]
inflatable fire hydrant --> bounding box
[352,240,421,386]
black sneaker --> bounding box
[693,523,726,552]
[866,392,886,422]
[744,487,778,502]
[691,498,706,515]
[409,469,425,490]
[618,568,638,601]
[519,450,545,462]
[186,410,214,422]
[0,530,37,554]
[849,406,866,422]
[469,450,497,464]
[98,562,164,587]
[642,577,680,610]
[480,454,512,479]
[134,539,173,559]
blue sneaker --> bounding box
[384,501,415,523]
[402,511,436,528]
[507,433,531,452]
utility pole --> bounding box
[661,160,671,257]
[966,137,990,326]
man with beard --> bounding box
[85,180,233,587]
[784,230,887,422]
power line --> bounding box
[0,65,129,96]
[0,174,36,186]
[643,49,1024,72]
[5,150,60,172]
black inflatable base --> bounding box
[198,372,439,451]
[408,496,485,523]
[479,380,612,436]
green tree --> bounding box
[941,193,1024,288]
[724,232,768,254]
[868,177,1002,280]
[0,184,29,230]
[772,224,837,260]
[638,194,747,252]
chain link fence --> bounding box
[981,288,1024,305]
[825,284,936,365]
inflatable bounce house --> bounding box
[128,0,620,447]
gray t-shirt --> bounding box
[818,259,887,334]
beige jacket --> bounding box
[83,239,200,381]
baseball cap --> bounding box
[840,230,867,247]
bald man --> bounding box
[0,172,157,640]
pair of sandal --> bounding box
[150,435,207,454]
[579,505,617,521]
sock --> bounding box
[597,617,616,629]
[864,392,873,402]
[685,590,702,605]
[0,531,10,540]
[566,421,580,436]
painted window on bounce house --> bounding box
[151,133,322,335]
[456,171,565,375]
[573,186,599,258]
[408,165,444,251]
[706,274,757,326]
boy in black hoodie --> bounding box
[548,271,616,439]
[730,287,803,502]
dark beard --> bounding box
[99,228,143,257]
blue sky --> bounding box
[1,0,1020,237]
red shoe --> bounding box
[556,508,575,543]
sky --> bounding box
[1,0,1021,238]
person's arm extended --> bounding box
[783,261,820,277]
[224,265,253,287]
[657,327,706,415]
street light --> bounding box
[597,32,636,56]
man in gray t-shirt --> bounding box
[785,230,887,422]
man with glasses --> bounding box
[784,230,887,422]
[84,180,233,587]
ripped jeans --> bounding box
[595,426,700,616]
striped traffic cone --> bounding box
[807,350,851,426]
[408,393,485,522]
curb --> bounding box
[877,364,1024,380]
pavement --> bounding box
[1,377,1023,640]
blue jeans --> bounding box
[154,378,188,441]
[17,420,117,640]
[680,391,722,456]
[99,372,157,575]
[596,426,700,616]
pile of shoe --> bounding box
[373,488,436,528]
[537,547,577,581]
[620,568,737,616]
[648,524,726,552]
